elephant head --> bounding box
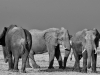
[44,27,71,48]
[83,30,97,68]
[58,27,71,50]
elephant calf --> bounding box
[0,25,32,73]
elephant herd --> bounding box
[0,25,100,73]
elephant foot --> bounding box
[92,67,97,73]
[8,68,13,71]
[91,70,97,73]
[73,63,80,72]
[62,66,66,69]
[81,68,87,73]
[12,69,19,72]
[59,66,63,69]
[26,64,32,68]
[48,66,54,69]
[62,62,66,69]
[21,70,26,73]
[73,67,81,72]
[32,64,40,69]
[74,69,81,72]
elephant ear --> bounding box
[69,35,72,40]
[73,29,87,43]
[0,27,8,38]
[93,28,100,39]
[44,31,58,46]
[0,27,8,46]
[93,28,100,47]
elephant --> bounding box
[0,25,32,73]
[70,28,100,73]
[25,27,71,69]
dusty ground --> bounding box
[0,49,100,75]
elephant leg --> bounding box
[8,53,14,71]
[55,46,63,69]
[25,57,32,68]
[21,51,29,73]
[48,49,55,69]
[63,49,70,69]
[3,47,8,63]
[13,57,19,72]
[91,50,97,73]
[82,50,87,73]
[29,51,40,68]
[73,50,80,72]
[73,54,82,69]
[73,55,81,71]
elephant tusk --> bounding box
[95,51,97,54]
[94,48,97,54]
[82,49,86,54]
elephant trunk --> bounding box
[87,49,92,69]
[85,39,96,69]
[87,43,95,69]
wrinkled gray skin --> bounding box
[25,27,71,69]
[0,25,32,73]
[71,29,100,73]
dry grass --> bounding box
[0,48,100,75]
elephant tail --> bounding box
[70,49,73,61]
[22,29,32,54]
[70,55,72,61]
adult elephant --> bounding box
[71,28,100,73]
[26,27,71,69]
[0,25,32,73]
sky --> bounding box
[0,0,100,35]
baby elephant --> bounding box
[0,25,32,73]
